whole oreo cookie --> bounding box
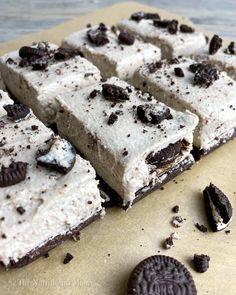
[128,255,197,295]
[0,162,28,187]
[4,104,30,121]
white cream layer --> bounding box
[0,90,13,116]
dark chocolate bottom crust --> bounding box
[4,212,101,269]
[99,156,194,210]
[192,128,236,160]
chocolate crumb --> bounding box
[225,230,231,234]
[193,254,210,273]
[172,205,179,213]
[180,24,195,33]
[44,253,49,258]
[108,112,118,125]
[16,206,26,215]
[172,216,184,228]
[63,253,74,264]
[88,89,100,99]
[174,67,184,77]
[195,223,208,233]
[123,150,128,156]
[209,34,222,55]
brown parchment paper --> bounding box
[0,2,235,294]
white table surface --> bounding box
[0,0,236,42]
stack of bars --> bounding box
[1,10,236,269]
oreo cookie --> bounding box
[168,20,178,34]
[0,162,28,187]
[131,11,160,22]
[19,46,46,59]
[102,84,129,101]
[36,138,76,174]
[153,19,171,28]
[227,42,236,55]
[54,47,83,60]
[146,141,181,168]
[203,183,233,231]
[4,104,30,121]
[180,24,195,33]
[87,24,109,47]
[118,31,135,46]
[193,254,210,273]
[209,34,222,55]
[137,104,172,124]
[128,255,197,295]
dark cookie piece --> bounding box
[63,253,74,264]
[107,112,118,125]
[131,11,160,22]
[87,24,109,47]
[88,89,101,99]
[54,47,83,60]
[102,84,129,101]
[227,41,236,55]
[180,24,195,33]
[193,254,210,273]
[195,223,208,233]
[168,20,178,34]
[209,34,223,55]
[137,104,172,124]
[174,67,184,77]
[31,56,49,71]
[148,61,163,73]
[189,63,206,73]
[203,183,233,231]
[19,46,46,59]
[37,138,76,174]
[4,104,30,121]
[0,162,28,187]
[153,19,171,28]
[128,255,197,295]
[193,63,219,88]
[118,31,135,46]
[16,206,26,215]
[146,141,181,168]
[172,205,179,213]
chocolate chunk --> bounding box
[128,255,197,295]
[63,253,74,264]
[193,63,219,88]
[180,24,195,33]
[148,61,163,73]
[88,89,100,99]
[153,19,171,28]
[87,25,109,47]
[118,31,135,45]
[0,162,28,187]
[168,20,178,34]
[227,41,236,55]
[174,67,184,77]
[146,141,181,168]
[172,205,179,213]
[4,104,30,121]
[16,206,26,215]
[203,183,233,231]
[209,34,223,55]
[168,58,180,65]
[19,46,46,59]
[107,113,118,125]
[137,104,172,125]
[195,223,208,233]
[131,11,160,22]
[37,138,76,174]
[102,84,129,101]
[54,47,83,60]
[193,254,210,273]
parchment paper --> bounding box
[0,2,235,294]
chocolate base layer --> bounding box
[3,212,102,269]
[99,156,194,210]
[192,128,236,161]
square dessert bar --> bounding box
[0,90,13,116]
[0,94,104,269]
[193,34,236,81]
[62,23,161,80]
[132,57,236,157]
[117,12,207,59]
[55,77,198,208]
[0,42,101,124]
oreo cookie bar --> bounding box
[132,57,236,157]
[62,23,161,80]
[0,42,101,124]
[194,35,236,80]
[117,12,207,59]
[0,95,104,269]
[0,90,13,116]
[55,77,198,208]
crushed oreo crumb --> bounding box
[193,254,210,273]
[172,216,184,228]
[168,20,178,34]
[0,162,28,187]
[209,34,223,55]
[131,11,160,22]
[102,84,129,101]
[87,24,109,47]
[16,206,26,215]
[192,63,219,88]
[118,31,135,45]
[88,89,100,99]
[174,67,184,77]
[54,47,83,60]
[137,104,172,125]
[148,61,163,73]
[107,112,118,125]
[63,253,74,264]
[180,24,194,33]
[227,41,236,55]
[195,223,208,233]
[172,205,179,213]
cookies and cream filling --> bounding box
[0,42,101,124]
[117,12,207,59]
[0,95,104,267]
[62,23,161,80]
[132,57,236,153]
[55,77,198,207]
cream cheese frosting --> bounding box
[55,77,198,206]
[132,57,236,152]
[0,42,101,124]
[0,96,104,268]
[117,17,207,59]
[62,24,161,80]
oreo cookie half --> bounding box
[128,255,197,295]
[36,138,76,174]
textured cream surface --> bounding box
[0,42,101,124]
[56,77,198,205]
[132,57,236,151]
[117,18,207,58]
[63,25,161,80]
[0,98,104,267]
